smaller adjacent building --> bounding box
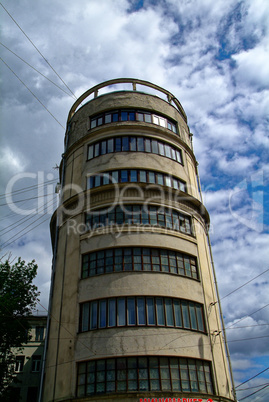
[12,315,47,402]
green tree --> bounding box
[0,257,40,400]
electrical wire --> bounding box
[226,303,269,330]
[237,383,269,391]
[239,384,269,401]
[0,2,77,99]
[0,179,57,198]
[0,192,56,206]
[1,58,65,129]
[236,366,269,388]
[0,43,75,98]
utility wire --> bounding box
[0,192,56,206]
[0,43,75,99]
[237,383,269,391]
[239,384,269,401]
[1,58,65,129]
[220,269,269,301]
[226,303,269,330]
[0,2,77,99]
[0,179,57,199]
[236,366,269,388]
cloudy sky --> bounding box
[0,0,268,400]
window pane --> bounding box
[176,150,182,163]
[146,298,155,325]
[112,171,119,183]
[130,137,137,151]
[156,298,165,326]
[140,170,147,183]
[105,114,111,124]
[159,117,166,127]
[117,298,126,326]
[97,116,103,126]
[82,303,89,331]
[115,138,121,152]
[165,299,174,326]
[94,143,100,157]
[182,302,190,328]
[196,305,205,332]
[148,172,155,184]
[158,142,165,155]
[145,139,151,152]
[101,141,106,155]
[157,174,164,185]
[121,111,128,121]
[137,297,146,325]
[189,303,197,330]
[171,148,176,160]
[174,300,182,327]
[121,170,128,183]
[129,112,135,121]
[99,300,107,328]
[108,299,116,327]
[88,145,94,159]
[165,176,171,187]
[137,112,144,121]
[112,112,118,122]
[107,138,114,153]
[137,137,145,152]
[122,137,129,151]
[91,119,97,129]
[144,114,151,123]
[127,298,136,325]
[130,170,138,182]
[164,145,171,158]
[90,301,97,329]
[153,115,159,125]
[152,140,158,154]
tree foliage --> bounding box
[0,257,40,399]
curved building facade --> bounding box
[42,79,236,402]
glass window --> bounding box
[196,305,205,332]
[127,298,136,325]
[152,140,158,154]
[137,297,146,325]
[137,112,144,121]
[145,139,151,152]
[97,116,103,126]
[139,170,147,183]
[112,112,118,122]
[165,299,174,326]
[189,303,197,330]
[144,114,151,123]
[111,171,119,183]
[137,137,145,152]
[105,114,111,124]
[95,175,101,187]
[130,170,137,182]
[158,142,165,155]
[174,300,182,327]
[121,111,128,121]
[156,298,165,326]
[108,299,116,327]
[103,174,110,185]
[107,138,114,153]
[130,137,137,151]
[148,171,155,184]
[159,117,166,127]
[91,119,97,129]
[117,298,126,326]
[121,170,128,183]
[129,112,135,121]
[164,145,171,158]
[176,150,182,163]
[165,176,171,187]
[153,115,159,125]
[147,297,155,325]
[115,137,122,152]
[182,302,190,328]
[157,173,164,185]
[173,179,179,190]
[99,300,107,328]
[32,355,41,372]
[122,137,129,151]
[90,301,98,330]
[171,148,176,160]
[101,141,106,155]
[94,143,100,157]
[88,145,94,159]
[15,356,25,372]
[82,303,89,331]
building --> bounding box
[12,315,46,402]
[42,79,236,401]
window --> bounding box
[80,297,205,333]
[83,248,198,281]
[15,356,25,372]
[77,357,213,397]
[87,136,183,166]
[89,109,177,133]
[35,326,44,341]
[85,205,192,236]
[32,355,42,372]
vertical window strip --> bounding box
[77,357,213,397]
[82,247,198,279]
[80,297,205,333]
[87,136,183,165]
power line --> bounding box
[0,43,75,98]
[0,192,56,206]
[1,58,65,129]
[237,383,269,391]
[0,2,77,99]
[226,303,269,330]
[239,384,269,401]
[0,179,57,199]
[236,366,269,388]
[220,268,269,301]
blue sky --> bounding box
[0,0,268,400]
